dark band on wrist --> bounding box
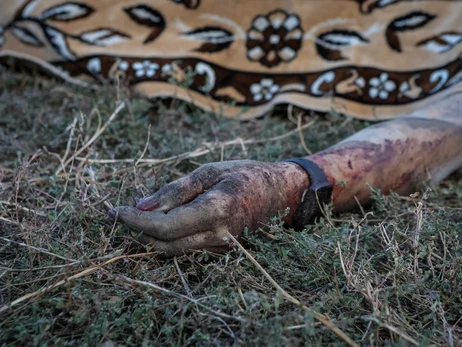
[285,158,333,229]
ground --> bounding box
[0,66,461,346]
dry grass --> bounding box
[1,67,461,346]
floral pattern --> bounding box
[87,57,101,73]
[250,78,280,101]
[118,60,129,71]
[368,73,396,99]
[1,0,462,118]
[50,52,461,110]
[132,60,159,77]
[161,64,172,74]
[246,9,303,68]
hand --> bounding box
[109,160,309,255]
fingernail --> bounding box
[136,197,159,211]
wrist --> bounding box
[278,158,333,229]
[270,161,310,226]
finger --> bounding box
[136,230,232,256]
[136,164,225,212]
[111,192,225,241]
[111,177,241,241]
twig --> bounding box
[174,256,192,297]
[117,275,247,323]
[227,232,359,347]
[78,148,210,165]
[0,249,125,273]
[362,316,419,345]
[0,237,77,262]
[337,241,350,287]
[135,124,151,166]
[86,166,113,210]
[0,217,18,225]
[74,119,317,165]
[58,116,78,175]
[1,262,81,272]
[0,251,156,313]
[297,113,312,155]
[0,200,47,217]
[55,102,126,175]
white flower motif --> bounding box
[246,10,303,68]
[118,61,129,71]
[161,64,172,75]
[132,60,159,78]
[250,78,280,102]
[368,73,396,99]
[87,57,101,73]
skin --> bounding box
[110,92,462,256]
[109,161,309,255]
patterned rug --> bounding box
[1,0,461,119]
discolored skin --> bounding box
[111,93,462,256]
[110,161,309,255]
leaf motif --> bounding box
[41,2,94,21]
[124,5,165,27]
[14,0,38,19]
[315,46,344,61]
[143,28,164,44]
[386,31,401,52]
[318,30,369,47]
[170,0,201,9]
[390,11,435,31]
[417,31,462,53]
[316,30,369,61]
[386,11,436,52]
[123,4,165,44]
[183,26,234,53]
[43,26,76,60]
[79,28,131,46]
[356,0,401,14]
[10,25,43,47]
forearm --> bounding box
[306,116,462,211]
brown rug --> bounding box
[1,0,461,119]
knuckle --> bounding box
[193,163,222,179]
[157,178,189,200]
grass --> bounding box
[0,66,461,346]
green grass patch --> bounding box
[0,67,461,346]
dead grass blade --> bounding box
[297,113,312,155]
[55,102,126,175]
[362,316,419,345]
[1,237,77,262]
[74,119,317,165]
[0,251,156,314]
[116,275,247,323]
[227,232,359,347]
